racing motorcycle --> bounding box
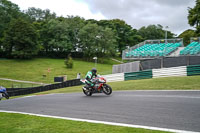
[81,76,112,96]
[0,86,9,101]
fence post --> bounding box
[187,56,189,66]
[161,57,164,68]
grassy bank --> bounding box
[0,58,113,84]
[0,112,169,133]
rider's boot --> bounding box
[82,86,87,91]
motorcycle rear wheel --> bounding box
[83,89,92,96]
[103,84,112,95]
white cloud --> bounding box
[9,0,196,35]
[9,0,106,20]
[83,0,196,35]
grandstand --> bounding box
[180,37,200,56]
[123,38,200,60]
[123,38,184,60]
[116,37,200,74]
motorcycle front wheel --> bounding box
[2,92,9,99]
[103,84,112,95]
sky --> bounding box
[10,0,196,36]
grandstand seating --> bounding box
[180,42,200,55]
[125,43,181,58]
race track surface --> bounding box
[0,90,200,132]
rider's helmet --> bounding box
[91,68,97,74]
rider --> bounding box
[84,68,97,90]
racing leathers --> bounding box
[85,70,97,89]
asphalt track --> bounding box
[0,90,200,132]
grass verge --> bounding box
[0,112,169,133]
[8,75,200,99]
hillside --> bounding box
[0,58,116,86]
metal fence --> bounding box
[140,56,200,71]
[190,37,200,43]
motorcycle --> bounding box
[0,86,9,101]
[81,76,112,96]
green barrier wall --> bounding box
[125,70,152,81]
[187,64,200,76]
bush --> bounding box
[65,55,73,69]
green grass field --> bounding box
[0,112,169,133]
[0,58,114,85]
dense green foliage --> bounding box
[137,24,174,40]
[178,29,197,46]
[0,0,22,39]
[0,0,179,59]
[188,0,200,35]
[177,0,200,46]
[2,18,39,58]
[78,23,117,57]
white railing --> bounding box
[152,66,187,78]
[102,73,124,82]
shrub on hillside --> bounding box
[65,55,73,69]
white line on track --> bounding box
[117,90,200,92]
[12,93,65,100]
[119,94,200,99]
[0,110,199,133]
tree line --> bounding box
[0,0,199,59]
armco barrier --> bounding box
[125,70,152,81]
[153,66,187,78]
[187,65,200,76]
[7,79,82,97]
[102,73,124,82]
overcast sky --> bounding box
[10,0,196,35]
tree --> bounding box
[62,16,85,51]
[126,29,143,47]
[25,7,56,22]
[106,19,136,55]
[96,27,117,57]
[137,24,174,40]
[0,0,22,39]
[178,29,197,46]
[78,23,116,57]
[40,19,73,53]
[188,0,200,34]
[2,18,39,58]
